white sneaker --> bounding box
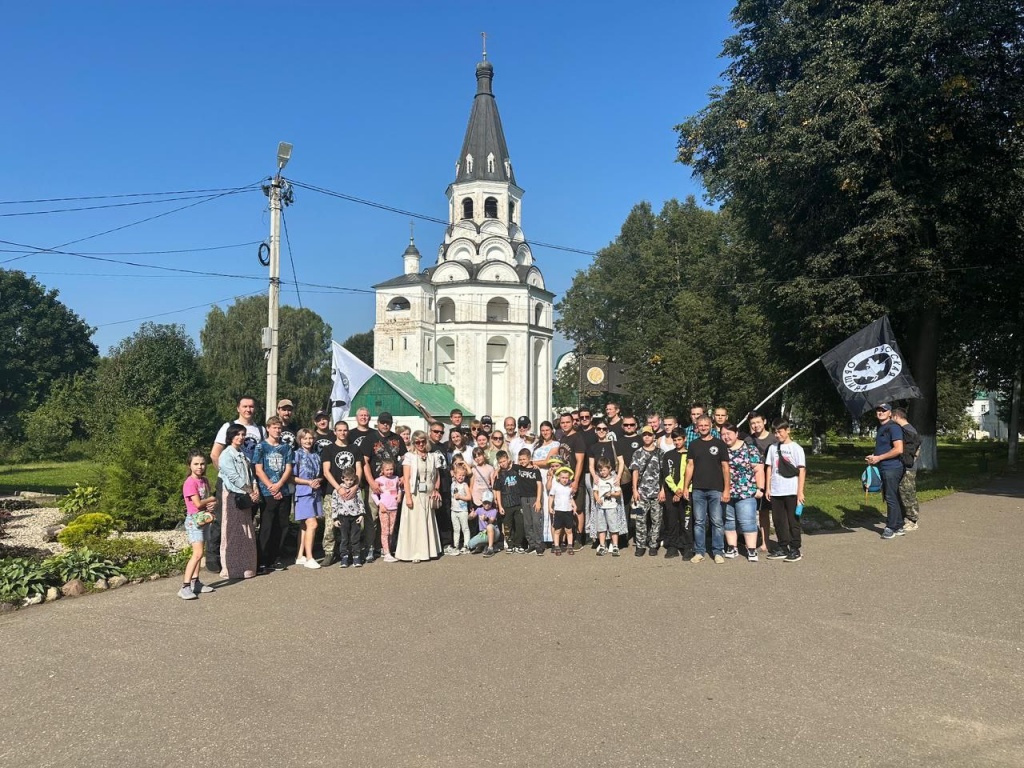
[449,548,461,556]
[383,553,398,563]
[295,556,307,565]
[178,586,197,601]
[303,559,321,569]
[460,547,469,555]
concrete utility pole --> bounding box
[263,142,293,420]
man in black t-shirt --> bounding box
[276,399,298,447]
[746,411,777,551]
[616,416,643,538]
[556,413,588,549]
[428,421,454,550]
[319,421,364,566]
[312,410,334,456]
[683,416,731,564]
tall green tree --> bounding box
[0,270,97,436]
[677,0,1024,466]
[557,198,783,417]
[342,330,374,367]
[200,295,332,425]
[95,322,216,447]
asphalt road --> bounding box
[2,475,1022,767]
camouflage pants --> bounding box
[899,468,919,523]
[632,498,663,549]
[321,493,337,565]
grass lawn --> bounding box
[0,460,104,496]
[800,440,1010,530]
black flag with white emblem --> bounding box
[820,316,922,417]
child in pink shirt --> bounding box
[373,459,402,563]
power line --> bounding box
[0,185,268,206]
[0,182,263,265]
[0,192,260,217]
[281,208,302,308]
[289,179,600,257]
[0,241,261,256]
[95,290,267,328]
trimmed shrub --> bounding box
[102,409,184,531]
[57,513,116,548]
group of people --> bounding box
[176,396,923,599]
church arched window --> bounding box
[387,296,411,311]
[465,154,473,173]
[462,198,474,219]
[437,298,456,323]
[484,197,498,219]
[486,297,510,322]
[508,200,515,223]
[487,153,495,173]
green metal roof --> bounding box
[350,371,474,419]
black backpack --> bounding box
[901,425,921,468]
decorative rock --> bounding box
[93,578,108,591]
[22,595,43,606]
[130,578,144,585]
[45,587,60,602]
[0,602,18,614]
[108,575,128,589]
[148,574,161,581]
[42,525,66,542]
[61,579,87,597]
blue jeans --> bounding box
[724,497,757,534]
[880,465,906,531]
[691,489,724,556]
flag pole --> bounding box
[738,358,821,427]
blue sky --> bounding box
[2,1,734,357]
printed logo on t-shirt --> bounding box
[266,452,285,472]
[333,452,355,470]
[709,446,720,456]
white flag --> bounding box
[330,340,376,423]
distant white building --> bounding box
[968,391,1010,439]
[373,54,554,427]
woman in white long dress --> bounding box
[531,421,561,544]
[396,430,443,562]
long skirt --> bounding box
[587,495,628,537]
[539,468,553,543]
[219,487,258,579]
[394,493,441,562]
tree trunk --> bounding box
[1009,363,1021,468]
[908,308,939,470]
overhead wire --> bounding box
[0,181,263,265]
[0,185,268,206]
[281,208,302,308]
[95,290,267,328]
[0,192,261,217]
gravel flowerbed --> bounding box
[2,503,188,555]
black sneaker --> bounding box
[634,547,645,558]
[723,546,739,559]
[648,547,658,557]
[767,548,789,560]
[663,547,680,559]
[784,549,802,562]
[535,547,545,556]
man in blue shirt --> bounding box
[865,403,906,539]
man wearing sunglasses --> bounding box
[427,421,454,551]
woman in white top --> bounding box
[531,421,561,544]
[396,430,443,563]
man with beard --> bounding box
[363,412,407,560]
[320,421,364,567]
[509,416,535,460]
[276,399,299,447]
[208,395,266,574]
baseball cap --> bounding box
[876,403,892,412]
[517,416,531,428]
[640,425,654,435]
[314,410,329,420]
[481,490,495,504]
[277,399,294,409]
[481,415,493,424]
[377,411,393,425]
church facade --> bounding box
[372,55,554,427]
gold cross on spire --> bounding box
[409,219,415,243]
[481,31,487,60]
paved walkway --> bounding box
[2,475,1022,767]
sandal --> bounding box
[554,548,562,556]
[567,546,575,556]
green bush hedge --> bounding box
[57,512,116,547]
[79,536,166,565]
